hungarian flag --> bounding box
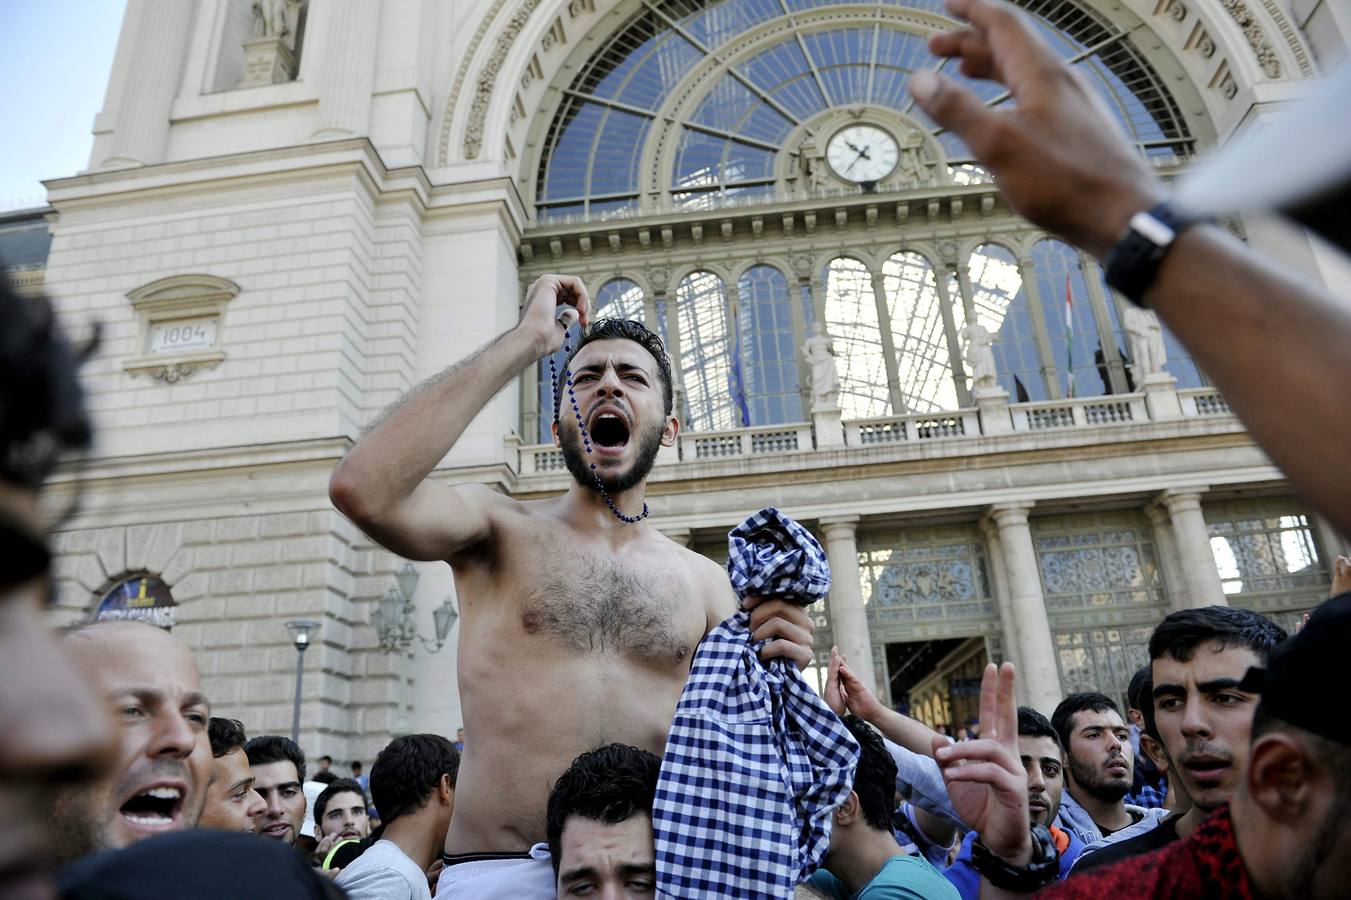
[1064,273,1075,399]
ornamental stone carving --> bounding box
[464,0,544,160]
[1219,0,1282,79]
[961,322,998,391]
[1122,305,1168,381]
[802,322,840,410]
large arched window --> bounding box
[595,277,646,321]
[823,257,890,419]
[677,271,736,431]
[968,243,1045,402]
[1031,238,1121,397]
[535,0,1194,219]
[883,251,960,412]
[736,265,802,425]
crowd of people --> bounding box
[5,0,1351,896]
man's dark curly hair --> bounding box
[208,717,248,759]
[244,735,306,783]
[1017,706,1062,752]
[546,743,661,875]
[554,318,674,422]
[0,276,95,489]
[1051,693,1121,752]
[369,733,459,826]
[313,778,366,827]
[1148,605,1286,665]
[841,715,897,832]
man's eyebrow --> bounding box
[1153,682,1185,698]
[228,777,254,794]
[574,361,653,374]
[266,781,301,793]
[559,865,599,883]
[617,862,657,877]
[183,691,210,711]
[1198,678,1246,693]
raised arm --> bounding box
[329,275,590,560]
[910,0,1351,537]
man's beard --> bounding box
[560,417,664,496]
[1068,754,1131,804]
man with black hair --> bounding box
[943,708,1084,898]
[1050,692,1165,847]
[313,754,337,785]
[546,743,661,898]
[806,716,958,899]
[200,718,265,833]
[338,734,460,900]
[330,277,814,896]
[314,777,371,848]
[246,735,308,846]
[1071,605,1285,871]
[1122,666,1167,810]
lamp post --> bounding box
[371,562,458,654]
[285,619,322,744]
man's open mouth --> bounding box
[589,411,631,450]
[119,785,183,829]
[1182,754,1231,782]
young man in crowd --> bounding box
[313,754,337,785]
[1051,693,1165,847]
[546,743,661,898]
[246,735,308,847]
[943,708,1083,897]
[48,620,212,864]
[1071,606,1285,871]
[199,717,265,833]
[337,734,460,900]
[942,595,1351,899]
[313,777,372,853]
[806,716,958,899]
[330,284,814,896]
[1123,667,1168,809]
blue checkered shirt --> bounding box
[1127,777,1169,810]
[653,508,860,898]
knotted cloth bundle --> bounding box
[653,507,860,898]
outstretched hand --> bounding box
[909,0,1163,258]
[519,274,592,358]
[933,661,1032,864]
[823,645,885,721]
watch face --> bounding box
[826,125,899,183]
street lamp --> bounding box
[371,562,457,654]
[285,619,322,744]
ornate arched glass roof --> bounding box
[535,0,1191,220]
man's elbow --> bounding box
[328,462,379,526]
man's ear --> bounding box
[1247,733,1314,825]
[440,773,455,805]
[833,791,860,826]
[660,413,679,447]
[550,418,562,448]
[1140,733,1170,773]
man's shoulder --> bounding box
[859,854,960,899]
[335,840,426,898]
[1072,814,1179,874]
[1039,844,1172,899]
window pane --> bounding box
[736,265,802,425]
[1031,239,1111,397]
[967,244,1044,401]
[596,278,646,321]
[677,272,737,431]
[883,252,959,412]
[823,257,890,419]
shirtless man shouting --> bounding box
[329,274,814,897]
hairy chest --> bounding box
[517,547,702,666]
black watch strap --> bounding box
[1104,201,1201,308]
[970,824,1060,892]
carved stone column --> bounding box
[979,515,1023,698]
[820,516,876,696]
[1314,515,1350,570]
[987,502,1062,713]
[99,0,196,168]
[1145,503,1190,612]
[1157,488,1227,608]
[311,0,381,138]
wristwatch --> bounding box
[970,824,1060,892]
[1103,201,1203,307]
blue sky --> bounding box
[0,1,128,211]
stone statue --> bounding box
[807,155,830,195]
[961,321,998,391]
[252,0,304,50]
[802,322,840,409]
[894,131,932,189]
[1122,305,1167,381]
